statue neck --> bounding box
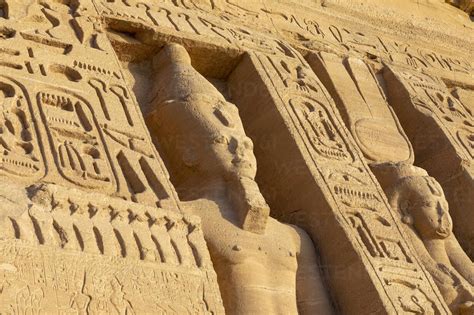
[422,238,451,266]
[177,176,229,202]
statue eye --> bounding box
[213,135,228,145]
[422,201,434,208]
[214,107,234,128]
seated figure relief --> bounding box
[374,163,474,314]
[146,43,334,314]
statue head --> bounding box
[391,175,452,240]
[148,44,257,189]
[147,44,268,234]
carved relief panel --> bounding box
[305,53,473,312]
[0,2,226,313]
[0,0,471,313]
[0,180,224,314]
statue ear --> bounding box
[399,200,414,226]
[401,213,414,226]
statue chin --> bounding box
[436,215,453,238]
[435,221,452,239]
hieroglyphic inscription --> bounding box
[0,241,223,314]
[92,0,473,82]
[94,0,293,58]
[0,0,177,208]
[388,69,473,161]
[0,77,44,180]
[0,182,224,314]
[38,89,114,190]
[2,184,202,264]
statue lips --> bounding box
[231,156,255,178]
[232,156,252,168]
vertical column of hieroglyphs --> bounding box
[307,52,473,313]
[228,49,449,314]
[383,67,474,260]
[0,0,224,313]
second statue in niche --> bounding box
[374,163,474,314]
[146,44,334,314]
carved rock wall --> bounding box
[0,0,472,314]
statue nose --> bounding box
[436,201,449,217]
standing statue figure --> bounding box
[373,163,474,314]
[146,43,333,314]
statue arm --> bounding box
[293,226,334,315]
[405,227,453,284]
[405,228,472,306]
[446,235,474,286]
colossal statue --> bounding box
[146,43,334,314]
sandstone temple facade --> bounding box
[0,0,472,314]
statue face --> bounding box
[409,181,452,239]
[188,96,257,181]
[155,95,257,183]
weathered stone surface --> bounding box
[0,0,472,313]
